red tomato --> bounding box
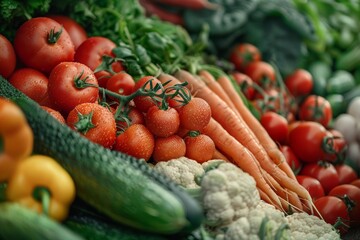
[351,179,360,189]
[145,106,180,137]
[66,103,116,149]
[229,43,261,71]
[327,129,347,163]
[14,17,75,73]
[285,69,313,97]
[48,62,99,114]
[299,95,333,128]
[152,135,186,162]
[41,106,65,124]
[260,111,288,144]
[105,72,135,100]
[133,76,163,113]
[296,175,325,201]
[335,164,358,185]
[280,145,302,174]
[329,184,360,227]
[115,106,145,130]
[231,72,256,100]
[185,133,215,163]
[0,34,16,78]
[113,124,155,161]
[177,97,211,131]
[300,161,340,194]
[9,68,50,106]
[74,36,124,87]
[314,196,350,235]
[48,15,87,49]
[244,61,276,87]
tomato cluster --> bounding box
[229,42,360,234]
[1,16,216,165]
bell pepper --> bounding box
[6,155,76,221]
[0,97,33,181]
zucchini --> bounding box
[0,203,83,240]
[0,77,203,235]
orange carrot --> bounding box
[212,148,229,161]
[217,74,297,181]
[175,69,313,212]
[202,118,282,209]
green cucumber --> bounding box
[326,70,355,95]
[0,203,83,240]
[0,77,203,235]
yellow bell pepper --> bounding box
[6,155,76,221]
[0,97,33,181]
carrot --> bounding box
[217,74,297,181]
[139,0,184,25]
[154,0,218,9]
[175,69,313,212]
[202,118,282,209]
[212,148,229,161]
[258,189,278,209]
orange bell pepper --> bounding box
[0,97,33,181]
[6,155,76,221]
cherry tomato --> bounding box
[115,106,145,130]
[113,124,155,161]
[152,135,186,162]
[41,106,65,124]
[229,43,261,71]
[280,145,302,174]
[74,36,124,87]
[244,61,276,87]
[105,72,135,100]
[351,179,360,189]
[296,175,325,201]
[133,76,163,113]
[299,95,333,128]
[300,161,340,194]
[177,97,211,131]
[260,111,288,144]
[285,69,313,97]
[185,133,215,163]
[9,68,50,106]
[66,103,116,149]
[0,34,16,78]
[231,72,256,100]
[314,196,350,235]
[14,17,75,73]
[335,164,358,185]
[48,62,99,114]
[145,106,180,138]
[48,15,87,49]
[326,129,347,163]
[329,184,360,227]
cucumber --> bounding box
[0,77,203,235]
[0,203,83,240]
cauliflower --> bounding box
[286,212,340,240]
[153,157,204,189]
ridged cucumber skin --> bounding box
[0,77,203,235]
[0,203,84,240]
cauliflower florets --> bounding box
[287,212,340,240]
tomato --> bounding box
[145,106,180,137]
[14,17,75,73]
[177,97,211,131]
[48,62,99,114]
[260,111,288,144]
[152,135,186,162]
[327,129,347,163]
[229,43,261,71]
[300,161,340,194]
[66,103,116,149]
[296,175,325,201]
[231,72,256,100]
[335,164,358,185]
[133,76,163,113]
[314,196,350,235]
[0,34,16,78]
[74,36,124,87]
[329,184,360,227]
[113,124,155,161]
[41,106,65,124]
[285,69,313,97]
[115,106,145,130]
[185,133,215,163]
[299,95,333,128]
[244,61,276,87]
[48,15,87,49]
[288,121,333,163]
[105,72,135,100]
[280,145,302,174]
[351,179,360,189]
